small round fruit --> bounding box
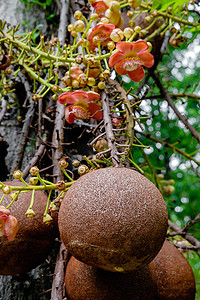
[0,181,58,275]
[59,167,168,272]
[150,240,196,300]
[65,256,156,300]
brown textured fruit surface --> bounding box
[151,240,196,300]
[59,167,168,272]
[65,256,156,300]
[0,181,58,275]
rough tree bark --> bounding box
[0,1,57,299]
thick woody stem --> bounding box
[0,98,7,123]
[109,79,134,147]
[51,1,70,299]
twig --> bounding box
[135,130,200,167]
[89,132,106,146]
[51,242,69,300]
[38,288,52,297]
[144,93,200,102]
[183,213,200,232]
[10,99,36,174]
[10,72,49,174]
[92,119,104,135]
[38,98,43,147]
[140,148,160,188]
[0,98,7,123]
[101,90,121,167]
[22,135,48,179]
[135,74,150,98]
[18,71,33,107]
[168,219,200,249]
[152,72,200,143]
[171,242,199,251]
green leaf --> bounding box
[188,25,200,32]
[46,0,53,5]
[151,0,189,12]
[151,0,176,11]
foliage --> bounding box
[19,0,53,9]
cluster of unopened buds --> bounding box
[156,174,175,196]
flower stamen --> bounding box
[72,105,90,119]
[123,58,142,72]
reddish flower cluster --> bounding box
[58,90,103,124]
[109,40,154,82]
[0,206,18,241]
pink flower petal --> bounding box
[87,91,100,102]
[116,41,133,53]
[138,51,154,68]
[109,52,124,68]
[65,106,75,124]
[89,103,103,120]
[72,90,89,102]
[58,92,76,105]
[130,40,149,53]
[115,62,128,75]
[0,206,10,222]
[4,215,18,241]
[128,66,145,82]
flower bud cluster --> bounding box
[156,174,176,196]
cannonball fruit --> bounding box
[59,167,168,272]
[0,181,58,275]
[150,240,196,300]
[65,256,156,300]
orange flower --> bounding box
[92,1,108,18]
[0,206,18,241]
[58,90,103,124]
[87,23,115,51]
[109,40,154,82]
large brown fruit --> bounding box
[151,240,196,300]
[59,167,168,272]
[65,256,156,300]
[0,181,58,275]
